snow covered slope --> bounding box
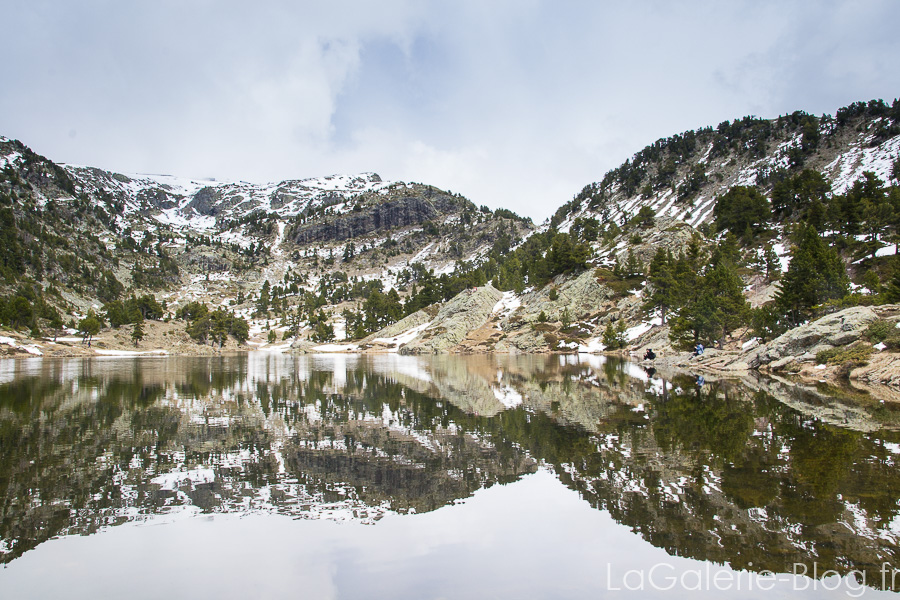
[63,165,391,228]
[550,103,900,235]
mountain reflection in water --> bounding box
[0,353,898,593]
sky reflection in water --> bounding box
[0,353,898,599]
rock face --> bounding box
[184,186,222,216]
[850,352,900,395]
[362,309,432,343]
[749,306,879,369]
[497,269,616,353]
[136,188,178,212]
[290,189,461,244]
[401,285,503,354]
[622,219,697,269]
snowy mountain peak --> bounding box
[62,163,394,229]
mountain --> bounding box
[552,101,899,233]
[0,97,898,366]
[0,135,532,348]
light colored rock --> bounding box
[361,309,432,343]
[504,269,612,326]
[401,285,503,354]
[501,269,616,352]
[749,306,879,367]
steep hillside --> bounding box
[553,100,899,233]
[1,97,899,362]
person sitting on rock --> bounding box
[694,343,704,356]
[643,348,656,360]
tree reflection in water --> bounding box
[0,354,897,591]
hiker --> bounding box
[694,343,704,356]
[643,348,656,361]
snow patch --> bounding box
[578,337,606,353]
[625,322,653,341]
[371,321,432,350]
[491,291,521,319]
[93,349,169,356]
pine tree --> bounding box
[256,280,271,316]
[602,321,621,350]
[78,309,101,347]
[624,250,643,278]
[762,244,781,282]
[774,224,850,326]
[713,186,770,239]
[615,318,627,347]
[131,318,145,347]
[642,248,676,323]
[885,257,900,302]
[669,261,749,349]
[750,304,784,343]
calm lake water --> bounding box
[0,353,898,599]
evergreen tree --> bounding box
[48,311,63,342]
[709,233,741,269]
[602,320,627,350]
[131,318,145,347]
[761,243,781,282]
[670,237,704,309]
[642,248,676,323]
[861,269,881,295]
[884,257,900,303]
[669,261,749,349]
[78,310,101,347]
[750,304,784,343]
[713,186,770,239]
[615,318,627,347]
[256,280,271,315]
[774,224,850,326]
[624,249,644,278]
[771,169,830,218]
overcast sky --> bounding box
[1,0,898,222]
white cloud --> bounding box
[1,1,898,222]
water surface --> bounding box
[0,354,898,598]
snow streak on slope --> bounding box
[550,127,900,238]
[824,133,900,194]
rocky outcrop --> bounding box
[499,270,615,352]
[674,306,900,402]
[850,352,900,394]
[136,188,178,212]
[362,309,432,344]
[401,285,503,354]
[184,186,222,216]
[623,218,697,268]
[290,188,462,244]
[749,306,879,370]
[512,269,613,324]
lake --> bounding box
[0,353,898,599]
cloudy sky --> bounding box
[1,1,898,222]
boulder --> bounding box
[749,306,878,368]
